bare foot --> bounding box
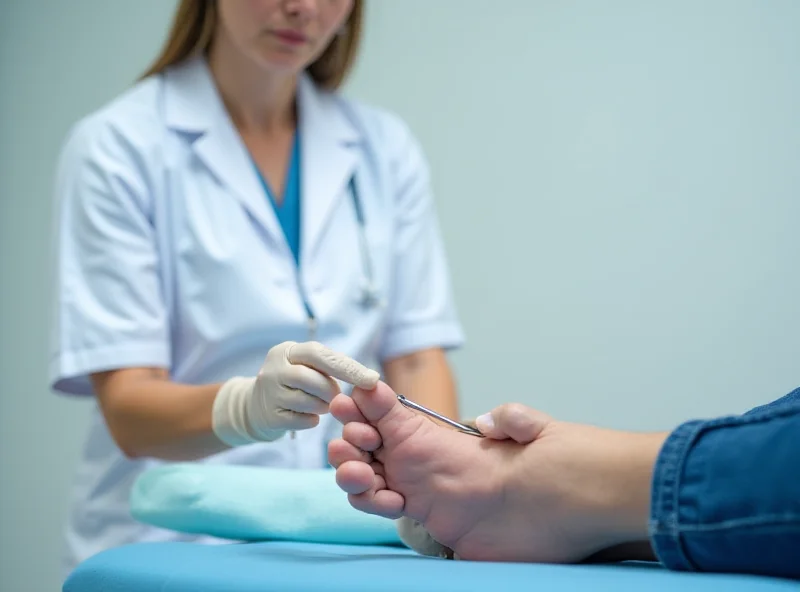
[328,382,662,563]
[328,381,516,560]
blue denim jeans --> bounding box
[649,387,800,579]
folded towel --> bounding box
[130,464,403,546]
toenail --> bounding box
[475,413,494,431]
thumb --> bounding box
[474,403,551,444]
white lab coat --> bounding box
[49,55,463,575]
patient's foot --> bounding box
[328,382,657,563]
[328,382,513,560]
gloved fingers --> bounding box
[475,403,552,443]
[327,438,373,468]
[273,408,321,431]
[280,363,340,404]
[286,341,380,389]
[330,392,368,424]
[277,388,331,415]
[342,421,382,452]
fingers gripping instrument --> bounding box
[212,341,379,447]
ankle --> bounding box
[598,431,668,546]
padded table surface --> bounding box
[63,541,797,592]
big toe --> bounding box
[350,381,429,449]
[349,380,398,422]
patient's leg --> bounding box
[328,381,656,563]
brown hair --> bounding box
[139,0,364,91]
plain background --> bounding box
[1,1,799,589]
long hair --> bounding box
[139,0,364,91]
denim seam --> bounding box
[744,386,800,415]
[699,401,800,430]
[649,419,705,571]
[673,515,800,532]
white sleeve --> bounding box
[378,117,465,362]
[49,117,170,396]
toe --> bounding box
[335,460,375,495]
[348,489,405,519]
[349,380,398,423]
[350,381,427,448]
[476,403,552,443]
[330,393,367,424]
[342,422,382,451]
[327,438,372,468]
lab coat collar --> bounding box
[162,55,361,262]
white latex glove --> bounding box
[212,341,380,446]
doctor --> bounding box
[50,0,463,574]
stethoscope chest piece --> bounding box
[358,279,384,310]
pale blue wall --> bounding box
[346,0,800,431]
[1,1,799,589]
[0,2,177,589]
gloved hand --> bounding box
[212,341,380,446]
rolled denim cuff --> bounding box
[647,398,800,577]
[648,419,705,571]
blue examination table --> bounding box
[63,541,797,591]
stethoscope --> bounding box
[348,175,384,311]
[299,174,383,341]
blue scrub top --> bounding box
[254,132,301,264]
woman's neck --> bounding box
[207,35,297,134]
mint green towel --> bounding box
[130,464,403,546]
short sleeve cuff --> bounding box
[50,341,171,396]
[379,322,465,362]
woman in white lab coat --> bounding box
[50,0,463,574]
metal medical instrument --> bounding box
[397,394,485,438]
